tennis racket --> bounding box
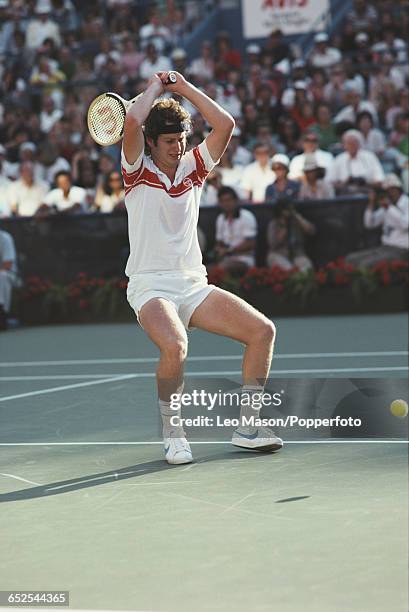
[87,72,178,146]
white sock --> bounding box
[159,399,184,438]
[238,385,264,432]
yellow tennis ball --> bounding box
[390,399,408,418]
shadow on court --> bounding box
[0,448,283,503]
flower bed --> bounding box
[15,260,409,326]
[209,259,409,317]
[18,273,132,325]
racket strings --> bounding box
[88,95,126,145]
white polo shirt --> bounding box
[240,161,275,203]
[289,149,334,180]
[121,140,216,277]
[216,208,257,266]
[327,150,385,185]
[364,194,409,250]
[43,186,87,211]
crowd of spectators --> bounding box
[0,0,408,277]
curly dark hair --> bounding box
[144,98,192,147]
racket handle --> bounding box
[166,71,177,84]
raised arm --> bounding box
[123,74,164,165]
[162,72,235,162]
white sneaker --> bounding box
[232,426,283,452]
[164,433,193,465]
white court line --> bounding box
[0,375,125,381]
[0,351,407,367]
[0,374,137,402]
[0,366,407,403]
[2,364,409,383]
[0,473,42,485]
[0,440,407,446]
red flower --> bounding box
[381,272,391,286]
[79,299,90,310]
[315,270,327,285]
[273,283,284,294]
[69,287,81,298]
[334,273,349,286]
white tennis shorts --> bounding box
[127,271,215,330]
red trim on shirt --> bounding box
[125,164,206,198]
[193,146,208,182]
[121,160,144,187]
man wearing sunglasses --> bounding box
[288,130,334,181]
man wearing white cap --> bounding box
[309,33,341,69]
[26,0,61,50]
[346,174,408,267]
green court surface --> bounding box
[1,313,408,612]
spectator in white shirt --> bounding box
[309,33,342,70]
[214,186,257,274]
[346,174,408,267]
[139,10,171,54]
[8,162,49,217]
[139,42,171,81]
[289,131,334,180]
[39,97,63,134]
[188,40,215,85]
[328,129,385,194]
[334,85,378,125]
[42,171,86,213]
[218,151,247,200]
[372,27,408,68]
[240,143,275,203]
[94,39,122,74]
[356,111,386,156]
[25,0,61,50]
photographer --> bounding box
[266,198,316,270]
[214,186,257,275]
[346,174,409,267]
[328,129,385,195]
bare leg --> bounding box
[139,298,187,402]
[189,288,276,385]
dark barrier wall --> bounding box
[0,197,377,282]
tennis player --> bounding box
[122,71,283,464]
